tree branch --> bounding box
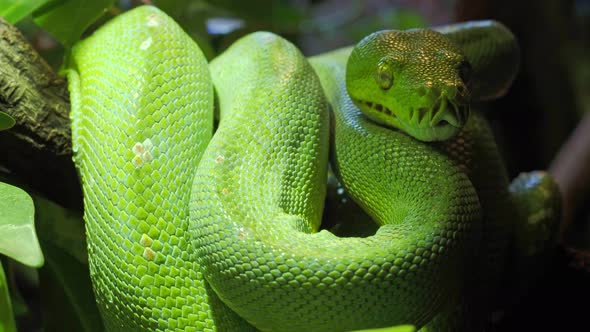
[0,17,81,209]
[549,114,590,241]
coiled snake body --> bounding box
[66,5,561,332]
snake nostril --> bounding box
[458,84,471,100]
[457,84,465,95]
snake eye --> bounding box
[375,60,393,90]
[458,60,472,85]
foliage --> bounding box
[0,92,41,332]
[0,178,43,332]
[34,196,103,332]
[0,182,43,267]
[0,0,48,24]
[32,0,114,47]
[0,112,14,131]
[0,111,17,332]
[0,263,16,332]
[353,325,416,332]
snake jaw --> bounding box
[415,97,469,141]
[352,96,469,141]
[352,98,405,133]
[430,97,468,128]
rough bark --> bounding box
[0,17,81,209]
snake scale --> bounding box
[65,5,561,332]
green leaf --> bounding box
[32,196,103,331]
[3,260,33,322]
[32,0,114,47]
[39,241,103,332]
[33,195,87,263]
[0,0,49,24]
[0,112,15,131]
[0,182,43,268]
[351,325,416,332]
[0,262,17,332]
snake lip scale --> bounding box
[353,97,466,131]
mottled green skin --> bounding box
[317,22,558,332]
[506,171,561,305]
[346,29,470,141]
[192,33,478,331]
[67,6,250,331]
[67,5,560,332]
[346,21,519,142]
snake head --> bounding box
[346,29,471,141]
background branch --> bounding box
[549,114,590,241]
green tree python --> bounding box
[64,5,561,332]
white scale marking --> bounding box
[140,37,152,50]
[131,138,155,168]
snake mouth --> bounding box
[414,98,469,141]
[428,97,467,128]
[352,97,469,141]
[352,98,466,127]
